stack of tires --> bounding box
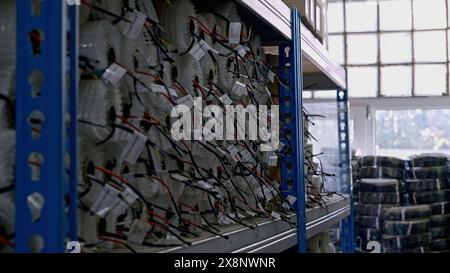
[405,155,450,253]
[381,205,431,253]
[355,156,404,252]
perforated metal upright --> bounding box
[15,1,78,252]
[337,89,355,253]
[279,8,307,253]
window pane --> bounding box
[328,34,345,64]
[379,0,412,31]
[347,34,377,64]
[328,1,344,33]
[414,64,447,96]
[413,0,446,30]
[381,65,412,97]
[414,31,447,62]
[348,66,378,98]
[345,1,378,32]
[376,109,450,158]
[304,91,313,99]
[380,32,412,64]
[313,91,337,99]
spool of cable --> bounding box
[410,155,448,168]
[430,214,450,227]
[356,203,394,217]
[383,219,430,236]
[196,14,219,87]
[405,178,447,192]
[359,156,404,168]
[356,228,383,241]
[430,226,449,239]
[356,216,382,229]
[382,205,431,221]
[173,55,204,96]
[78,138,106,207]
[382,233,431,250]
[90,0,135,21]
[359,179,400,193]
[359,192,401,205]
[429,202,450,215]
[0,130,15,197]
[79,80,122,143]
[160,0,198,55]
[407,190,446,205]
[429,238,450,252]
[0,195,15,251]
[80,20,122,72]
[0,0,15,67]
[359,166,403,179]
[408,166,448,179]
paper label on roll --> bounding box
[228,22,242,44]
[235,45,247,57]
[121,131,148,164]
[122,10,147,40]
[127,219,150,245]
[231,82,247,97]
[176,95,195,109]
[90,184,122,217]
[220,94,233,105]
[271,211,281,220]
[190,42,208,61]
[103,64,127,86]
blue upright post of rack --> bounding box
[337,89,355,253]
[15,0,68,252]
[68,4,79,242]
[279,7,306,253]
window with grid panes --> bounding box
[320,0,450,98]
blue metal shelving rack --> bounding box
[14,0,352,253]
[15,0,78,252]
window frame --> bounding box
[322,0,450,98]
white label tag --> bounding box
[149,83,177,97]
[189,42,207,61]
[220,94,233,105]
[199,39,219,55]
[264,152,278,166]
[171,174,190,182]
[103,63,127,86]
[110,200,129,216]
[271,211,281,220]
[121,188,139,204]
[277,142,286,152]
[287,195,297,205]
[141,1,159,23]
[268,70,276,83]
[121,132,148,164]
[235,45,247,57]
[122,10,147,40]
[231,82,247,97]
[246,210,256,217]
[91,184,121,217]
[177,95,195,109]
[226,144,240,159]
[228,22,242,44]
[197,180,213,190]
[127,219,150,245]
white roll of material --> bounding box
[0,130,15,196]
[80,20,122,72]
[0,0,15,68]
[174,55,203,96]
[160,0,198,54]
[90,0,136,21]
[196,14,219,87]
[79,80,122,143]
[78,138,105,207]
